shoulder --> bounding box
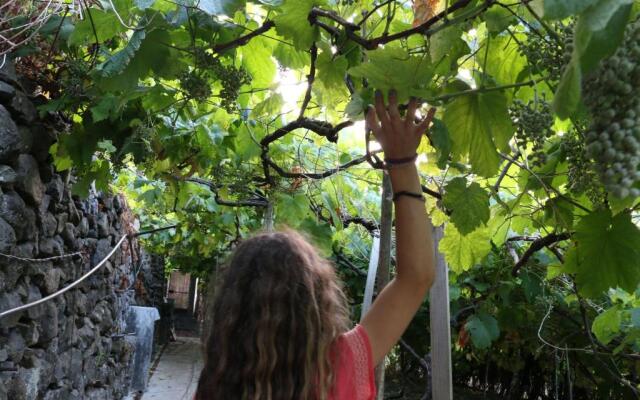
[332,325,376,400]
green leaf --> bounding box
[443,178,490,235]
[242,35,276,87]
[553,58,582,119]
[443,91,513,177]
[348,47,433,101]
[198,0,246,15]
[135,0,156,9]
[98,29,146,77]
[317,51,349,91]
[465,312,500,349]
[543,197,574,230]
[542,0,599,20]
[483,35,527,86]
[68,10,127,46]
[592,305,622,345]
[273,43,309,69]
[430,119,451,169]
[580,0,634,31]
[570,210,640,297]
[484,7,517,34]
[439,224,492,273]
[90,95,119,122]
[274,0,323,50]
[574,3,632,73]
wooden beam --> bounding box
[429,225,453,399]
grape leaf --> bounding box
[484,7,516,34]
[567,210,640,297]
[542,0,599,20]
[430,118,451,169]
[97,29,146,77]
[465,312,500,349]
[242,35,276,87]
[592,305,622,345]
[574,3,632,73]
[443,177,490,235]
[317,51,349,91]
[274,0,324,50]
[197,0,246,15]
[68,10,127,46]
[483,34,527,86]
[553,58,582,119]
[348,47,434,101]
[439,224,491,273]
[443,91,513,177]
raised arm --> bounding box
[360,90,436,366]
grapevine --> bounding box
[561,132,605,204]
[518,23,573,83]
[583,19,640,199]
[508,99,554,166]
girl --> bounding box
[195,91,435,400]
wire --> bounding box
[0,235,128,320]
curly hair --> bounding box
[195,229,350,400]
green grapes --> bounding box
[509,99,554,166]
[189,48,251,112]
[561,133,605,204]
[179,71,212,101]
[582,19,640,199]
[518,23,573,83]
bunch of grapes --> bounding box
[179,71,212,101]
[190,48,251,112]
[582,19,640,199]
[509,99,555,166]
[561,133,605,204]
[518,23,573,83]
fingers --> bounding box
[374,91,391,128]
[365,106,381,139]
[406,97,418,126]
[416,107,436,134]
[387,89,401,121]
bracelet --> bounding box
[392,191,426,202]
[383,154,418,169]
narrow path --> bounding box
[139,337,204,400]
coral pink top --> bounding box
[329,324,377,400]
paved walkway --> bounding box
[139,337,204,400]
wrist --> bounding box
[388,166,421,193]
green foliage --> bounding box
[568,209,640,297]
[443,91,513,177]
[465,312,500,349]
[25,0,640,394]
[442,177,490,235]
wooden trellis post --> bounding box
[429,225,453,399]
[361,175,393,399]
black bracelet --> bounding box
[392,191,426,202]
[384,154,418,169]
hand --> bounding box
[365,90,436,160]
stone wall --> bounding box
[0,61,150,400]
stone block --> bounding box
[0,165,16,185]
[0,190,36,241]
[0,105,20,163]
[14,154,45,206]
[0,216,16,253]
[7,91,36,124]
[40,211,57,238]
[0,291,23,329]
[0,80,15,103]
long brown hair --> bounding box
[195,229,350,400]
